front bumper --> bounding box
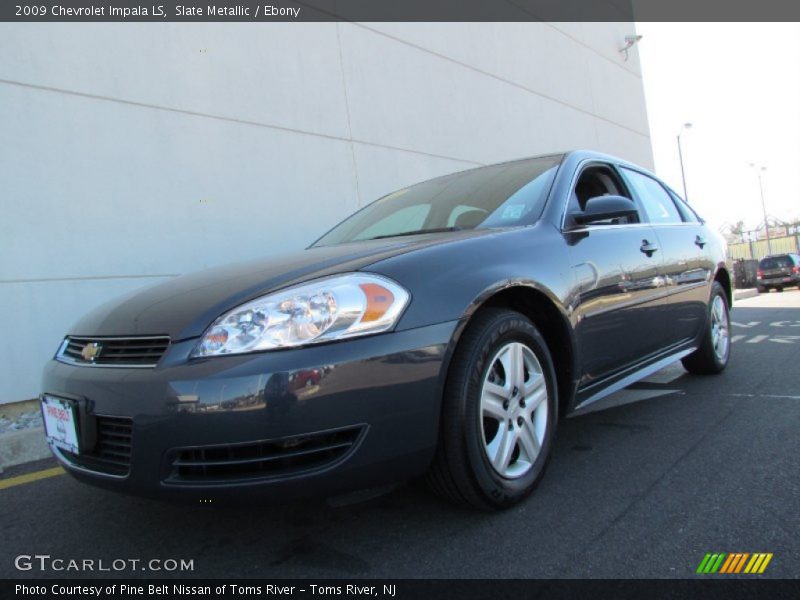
[41,321,458,503]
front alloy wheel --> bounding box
[428,308,557,510]
[480,342,548,479]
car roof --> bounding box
[433,150,656,180]
[762,253,797,259]
[473,149,656,179]
[561,149,657,174]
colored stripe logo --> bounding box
[696,552,773,574]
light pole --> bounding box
[749,163,772,255]
[676,122,692,201]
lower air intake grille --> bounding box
[59,336,170,367]
[168,426,365,484]
[61,416,133,476]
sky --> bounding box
[636,23,800,235]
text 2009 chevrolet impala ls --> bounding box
[41,150,731,510]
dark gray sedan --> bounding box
[41,150,731,510]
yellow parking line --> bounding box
[0,466,64,490]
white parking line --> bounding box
[769,336,800,344]
[728,393,800,400]
[731,334,746,343]
[770,321,800,328]
[746,335,769,344]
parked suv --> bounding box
[757,253,800,292]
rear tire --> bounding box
[757,286,766,294]
[682,282,731,375]
[427,309,557,510]
[777,286,784,292]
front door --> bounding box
[563,163,667,387]
[567,226,666,386]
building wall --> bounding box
[0,23,652,404]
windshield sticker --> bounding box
[501,204,525,219]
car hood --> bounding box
[70,231,490,341]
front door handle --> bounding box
[695,235,707,248]
[640,240,658,257]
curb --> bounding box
[0,427,51,474]
[734,288,758,302]
[0,398,39,419]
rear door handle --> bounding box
[695,235,707,248]
[640,240,658,257]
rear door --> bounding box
[619,168,712,347]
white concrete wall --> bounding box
[0,23,651,404]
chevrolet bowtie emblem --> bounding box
[81,342,102,361]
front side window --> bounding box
[313,156,561,246]
[621,168,683,225]
[565,164,638,227]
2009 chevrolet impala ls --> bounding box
[42,150,731,510]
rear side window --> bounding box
[760,256,793,269]
[620,168,683,225]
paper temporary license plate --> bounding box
[41,396,79,454]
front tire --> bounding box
[681,282,731,375]
[428,309,557,510]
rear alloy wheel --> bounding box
[428,309,557,510]
[682,282,731,375]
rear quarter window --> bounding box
[667,189,700,223]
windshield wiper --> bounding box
[366,227,463,241]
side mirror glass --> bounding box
[570,195,639,226]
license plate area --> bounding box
[41,395,80,454]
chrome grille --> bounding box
[167,426,365,484]
[61,416,133,477]
[58,336,170,367]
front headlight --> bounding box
[190,273,410,357]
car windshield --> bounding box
[760,256,792,269]
[313,155,561,246]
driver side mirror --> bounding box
[569,195,639,226]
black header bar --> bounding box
[3,0,800,22]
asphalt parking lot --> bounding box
[2,291,799,579]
